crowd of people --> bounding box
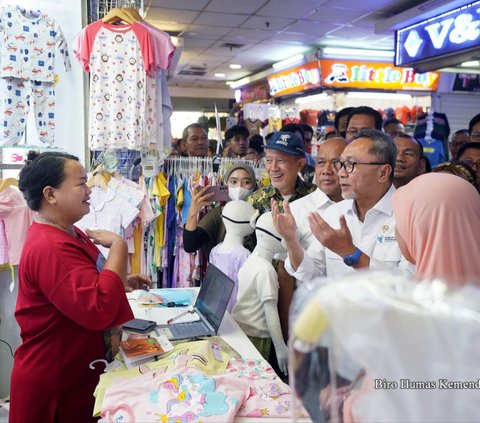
[9,106,480,422]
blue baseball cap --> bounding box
[265,131,305,157]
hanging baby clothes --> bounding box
[0,6,71,146]
[79,20,154,150]
[75,185,140,258]
[0,186,35,265]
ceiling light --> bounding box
[230,64,242,69]
[461,61,480,67]
[346,92,412,100]
[295,93,329,104]
[229,77,250,89]
[214,73,226,78]
[323,47,395,58]
[272,54,305,70]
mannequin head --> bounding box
[254,212,285,255]
[221,200,257,239]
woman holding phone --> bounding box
[183,163,257,258]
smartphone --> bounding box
[204,185,229,202]
[122,318,157,334]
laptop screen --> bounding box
[195,264,234,330]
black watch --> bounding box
[343,247,362,267]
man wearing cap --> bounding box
[273,129,414,283]
[247,131,316,355]
[247,131,316,213]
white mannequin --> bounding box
[217,200,257,252]
[232,212,289,375]
[209,200,257,311]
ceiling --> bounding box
[144,0,431,90]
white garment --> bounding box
[288,188,335,251]
[76,186,139,258]
[231,252,279,338]
[285,184,414,282]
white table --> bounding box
[126,289,312,422]
[127,288,264,361]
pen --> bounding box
[167,305,195,324]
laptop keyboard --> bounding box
[174,321,211,337]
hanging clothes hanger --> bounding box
[0,178,18,192]
[122,7,143,22]
[102,7,135,24]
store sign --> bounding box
[320,59,440,91]
[395,1,480,66]
[267,60,321,97]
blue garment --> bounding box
[417,137,445,167]
[165,174,177,288]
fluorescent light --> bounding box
[214,73,226,78]
[229,64,242,69]
[272,54,304,70]
[347,92,412,100]
[461,61,480,67]
[323,47,395,58]
[229,77,250,89]
[295,93,329,104]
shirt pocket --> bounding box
[371,243,401,268]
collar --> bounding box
[346,184,395,218]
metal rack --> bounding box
[89,0,144,22]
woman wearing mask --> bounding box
[183,163,257,258]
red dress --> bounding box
[9,222,133,423]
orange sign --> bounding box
[268,60,321,97]
[320,59,439,91]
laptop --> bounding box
[156,264,235,341]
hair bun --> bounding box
[25,150,40,164]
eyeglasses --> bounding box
[470,132,480,140]
[461,159,480,170]
[449,141,467,147]
[333,159,388,174]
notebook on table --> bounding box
[156,264,234,341]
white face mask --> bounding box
[228,186,252,201]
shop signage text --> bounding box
[267,61,321,97]
[320,59,439,91]
[395,1,480,66]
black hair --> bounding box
[182,123,206,142]
[334,107,354,131]
[299,123,313,135]
[18,151,79,211]
[346,106,383,131]
[249,134,264,155]
[452,128,469,138]
[224,125,249,141]
[280,123,305,141]
[354,129,397,181]
[457,142,480,159]
[383,118,403,129]
[468,113,480,135]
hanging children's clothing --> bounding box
[0,6,71,146]
[80,20,154,150]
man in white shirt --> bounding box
[273,129,414,282]
[287,137,346,251]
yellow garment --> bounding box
[130,224,142,274]
[152,172,170,267]
[93,337,235,416]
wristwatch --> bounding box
[343,247,362,267]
